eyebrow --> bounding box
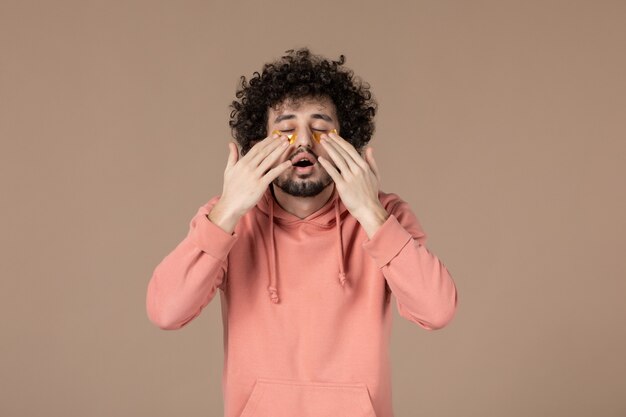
[273,113,333,123]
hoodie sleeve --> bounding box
[146,196,238,330]
[361,194,458,330]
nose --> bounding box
[292,127,316,148]
[271,128,315,146]
[271,128,337,146]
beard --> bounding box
[272,167,334,197]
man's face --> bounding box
[267,96,340,198]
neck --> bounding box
[271,183,335,219]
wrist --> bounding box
[358,204,389,239]
[207,201,241,234]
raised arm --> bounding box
[362,196,458,330]
[147,132,295,330]
[146,197,239,330]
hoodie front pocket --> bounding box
[239,377,377,417]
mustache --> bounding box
[290,148,316,159]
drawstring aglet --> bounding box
[338,272,347,286]
[268,286,279,303]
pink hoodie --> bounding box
[146,184,458,417]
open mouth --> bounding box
[293,160,314,168]
[290,152,318,175]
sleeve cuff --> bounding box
[189,212,239,260]
[361,214,415,268]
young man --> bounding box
[146,48,458,417]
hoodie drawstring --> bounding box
[335,198,347,286]
[266,187,347,304]
[267,199,279,303]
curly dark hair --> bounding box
[229,48,377,156]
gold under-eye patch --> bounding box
[272,128,337,144]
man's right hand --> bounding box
[207,133,292,234]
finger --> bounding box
[317,156,342,183]
[326,132,367,171]
[257,137,290,175]
[249,133,287,167]
[365,147,381,181]
[262,160,293,185]
[321,136,351,176]
[242,132,281,162]
[225,142,239,170]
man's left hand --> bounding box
[318,131,389,237]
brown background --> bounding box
[1,1,625,416]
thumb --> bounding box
[226,142,238,169]
[365,147,381,183]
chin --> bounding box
[273,172,333,198]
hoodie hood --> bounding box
[255,183,349,304]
